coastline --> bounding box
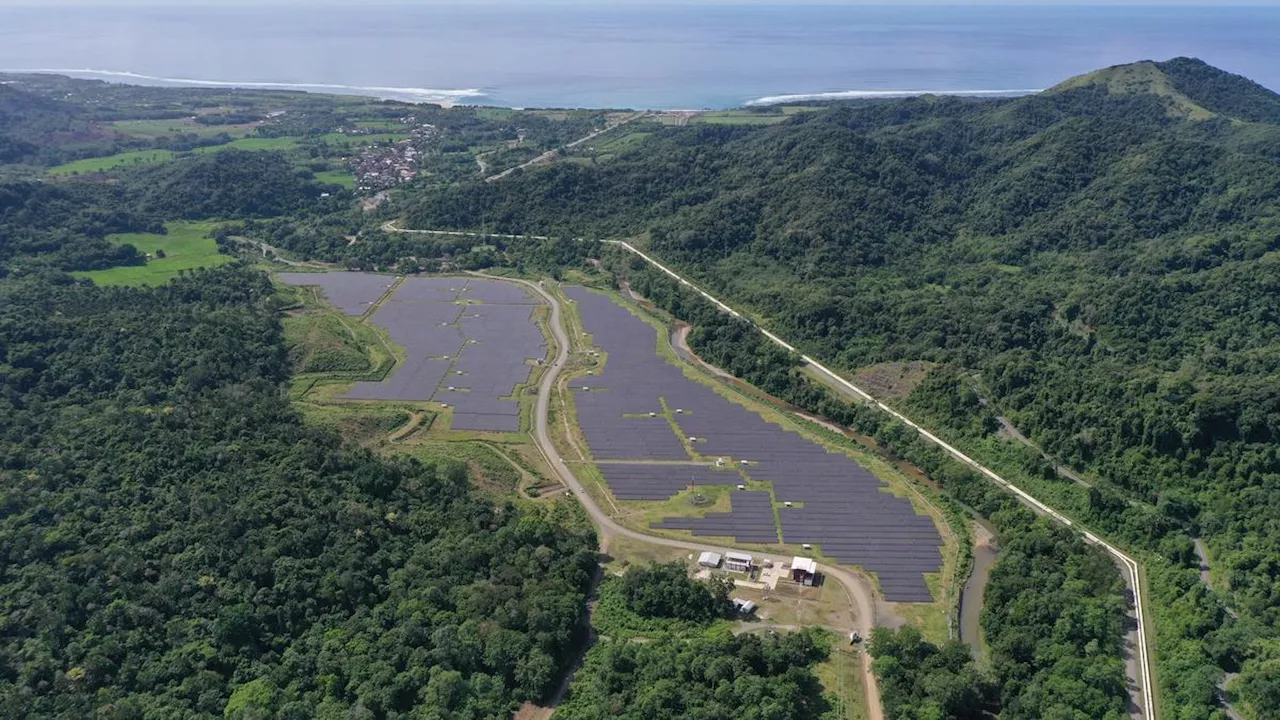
[0,68,1042,111]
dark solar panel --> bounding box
[652,491,779,544]
[600,463,744,500]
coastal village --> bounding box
[341,119,438,192]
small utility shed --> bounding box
[724,551,753,573]
[698,551,722,568]
[791,556,818,586]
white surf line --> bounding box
[745,88,1043,106]
[387,221,1156,715]
[609,239,1155,720]
[0,68,485,102]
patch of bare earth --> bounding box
[851,361,934,400]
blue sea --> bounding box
[1,3,1278,109]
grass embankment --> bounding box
[73,221,233,287]
[296,402,418,447]
[278,280,402,401]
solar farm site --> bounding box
[279,273,546,432]
[565,286,943,602]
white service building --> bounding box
[724,551,753,573]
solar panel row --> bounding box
[651,491,779,544]
[599,463,744,500]
[565,285,942,603]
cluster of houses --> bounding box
[350,123,438,192]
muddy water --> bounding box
[960,521,999,661]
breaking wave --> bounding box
[0,68,487,104]
[745,88,1042,106]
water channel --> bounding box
[959,520,1000,662]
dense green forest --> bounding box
[403,59,1280,719]
[0,266,598,718]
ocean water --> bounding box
[1,3,1277,109]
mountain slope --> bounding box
[1048,59,1216,119]
[1158,56,1280,123]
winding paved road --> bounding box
[492,273,887,720]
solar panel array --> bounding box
[652,491,779,544]
[565,286,941,602]
[598,463,743,501]
[278,271,394,316]
[278,274,546,433]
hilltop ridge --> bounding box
[1049,56,1280,123]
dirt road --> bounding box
[493,273,887,720]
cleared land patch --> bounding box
[314,169,355,188]
[73,221,233,287]
[692,107,827,125]
[847,361,934,400]
[48,149,177,175]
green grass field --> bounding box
[314,170,356,188]
[475,108,516,121]
[109,119,257,139]
[593,131,653,153]
[315,132,410,146]
[693,107,827,125]
[48,149,177,175]
[191,136,302,153]
[355,120,408,130]
[73,221,234,287]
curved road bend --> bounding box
[488,273,887,720]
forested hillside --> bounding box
[404,58,1280,718]
[0,267,597,717]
